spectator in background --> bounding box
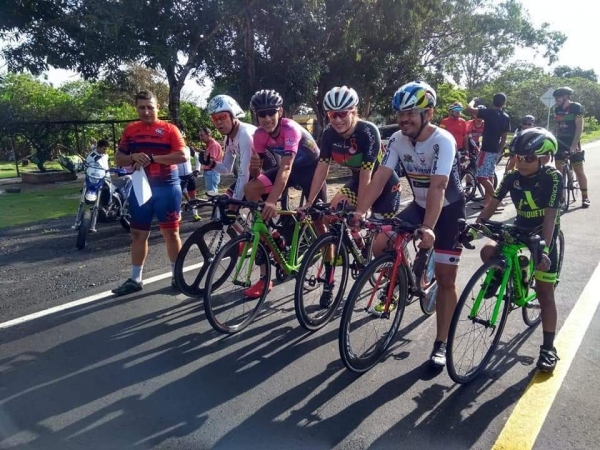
[440,102,468,152]
[177,130,202,221]
[466,93,510,209]
[199,127,223,193]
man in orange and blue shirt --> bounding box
[440,102,468,152]
[112,90,187,296]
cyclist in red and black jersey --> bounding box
[112,90,187,296]
[553,86,590,208]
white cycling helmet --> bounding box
[323,86,359,111]
[207,95,245,118]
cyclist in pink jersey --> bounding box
[243,89,325,298]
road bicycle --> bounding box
[293,203,376,331]
[203,199,318,334]
[446,218,565,383]
[338,217,438,373]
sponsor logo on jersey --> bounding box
[349,137,358,155]
[403,154,413,163]
[156,128,164,135]
[285,138,295,147]
[513,179,521,189]
[432,144,440,173]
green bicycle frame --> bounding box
[232,210,315,284]
[469,241,537,327]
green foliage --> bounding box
[432,82,468,124]
[554,65,598,82]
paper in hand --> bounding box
[132,167,152,206]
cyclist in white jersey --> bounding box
[202,95,267,199]
[354,81,466,369]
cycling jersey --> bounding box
[319,120,383,174]
[254,118,320,168]
[493,167,563,233]
[118,120,184,187]
[467,119,485,145]
[383,127,463,208]
[213,122,258,200]
[554,102,584,150]
[440,116,468,150]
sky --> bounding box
[5,0,599,106]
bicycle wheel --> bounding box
[570,169,579,202]
[204,234,271,334]
[76,209,90,250]
[174,220,237,296]
[492,172,498,190]
[339,253,408,373]
[294,233,349,331]
[461,169,478,203]
[447,259,511,383]
[561,165,571,211]
[418,249,438,316]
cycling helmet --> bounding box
[553,87,574,98]
[392,81,437,111]
[448,102,463,112]
[477,105,486,110]
[521,114,535,124]
[250,89,283,111]
[323,86,359,111]
[207,95,245,118]
[512,127,557,156]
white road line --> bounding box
[0,262,204,330]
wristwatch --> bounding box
[149,154,155,163]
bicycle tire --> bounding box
[418,248,438,316]
[204,234,271,334]
[174,220,237,296]
[561,165,571,212]
[461,169,478,203]
[339,253,408,374]
[294,233,350,331]
[447,258,511,383]
[76,209,90,250]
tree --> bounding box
[1,0,257,126]
[553,65,598,82]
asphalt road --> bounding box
[1,144,599,449]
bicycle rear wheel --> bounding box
[561,165,571,212]
[204,234,271,334]
[174,220,237,296]
[294,233,349,331]
[447,259,510,383]
[339,253,408,373]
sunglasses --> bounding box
[327,110,352,120]
[516,154,539,163]
[522,122,534,127]
[256,108,279,118]
[210,113,230,124]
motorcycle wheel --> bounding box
[76,210,91,250]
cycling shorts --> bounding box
[534,229,560,283]
[395,199,466,265]
[256,160,327,204]
[339,173,401,219]
[129,184,182,231]
[179,174,197,194]
[556,147,584,166]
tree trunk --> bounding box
[165,62,191,129]
[244,8,256,97]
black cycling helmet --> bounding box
[553,86,574,98]
[512,127,557,157]
[250,89,283,111]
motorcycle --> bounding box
[74,161,132,250]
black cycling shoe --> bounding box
[171,277,179,290]
[112,278,143,296]
[483,272,503,299]
[319,285,334,308]
[582,198,591,208]
[430,341,447,368]
[537,346,560,373]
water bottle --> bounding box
[272,230,287,251]
[350,229,365,250]
[519,255,529,286]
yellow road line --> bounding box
[492,261,600,450]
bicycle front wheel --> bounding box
[339,253,408,374]
[561,165,571,212]
[447,259,511,383]
[461,169,478,203]
[294,233,349,331]
[76,209,90,250]
[204,234,271,334]
[174,221,236,296]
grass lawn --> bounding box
[0,161,66,180]
[0,185,80,229]
[581,129,600,144]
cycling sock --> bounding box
[542,331,556,349]
[171,262,176,276]
[131,265,143,283]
